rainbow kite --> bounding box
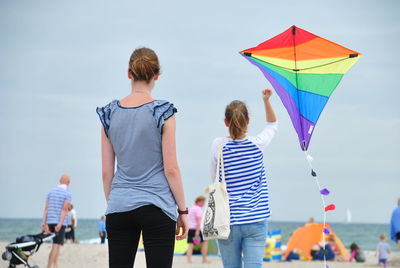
[240,25,361,151]
[240,26,361,266]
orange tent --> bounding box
[284,223,348,260]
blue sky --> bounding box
[0,0,399,223]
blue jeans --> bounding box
[218,220,268,268]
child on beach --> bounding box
[348,242,365,263]
[97,47,188,268]
[186,196,209,264]
[375,234,391,268]
[210,89,277,267]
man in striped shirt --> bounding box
[41,174,72,268]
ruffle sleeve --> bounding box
[152,100,178,132]
[96,100,118,137]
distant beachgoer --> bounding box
[307,217,315,225]
[96,47,188,268]
[390,198,400,248]
[99,216,107,244]
[375,234,391,268]
[65,203,77,243]
[210,90,278,267]
[327,236,344,261]
[70,204,77,242]
[310,241,334,261]
[348,242,365,263]
[41,174,72,268]
[186,196,209,264]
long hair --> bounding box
[225,100,249,140]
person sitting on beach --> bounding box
[96,47,188,268]
[327,236,345,261]
[310,241,334,261]
[41,174,72,268]
[375,234,391,268]
[390,198,400,248]
[186,196,209,264]
[98,216,107,244]
[210,89,278,268]
[348,242,365,263]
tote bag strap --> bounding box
[215,142,226,183]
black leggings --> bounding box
[106,205,176,268]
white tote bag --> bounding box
[201,143,231,240]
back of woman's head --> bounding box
[225,100,249,140]
[129,47,160,83]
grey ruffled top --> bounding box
[96,100,178,221]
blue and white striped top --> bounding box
[210,122,278,225]
[46,185,72,226]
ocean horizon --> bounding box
[0,218,395,251]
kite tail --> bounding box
[304,151,334,268]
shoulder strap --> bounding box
[214,142,226,183]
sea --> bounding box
[0,219,396,251]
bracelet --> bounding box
[177,208,189,215]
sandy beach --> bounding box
[1,242,399,268]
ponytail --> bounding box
[225,101,249,140]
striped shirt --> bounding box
[46,185,72,225]
[210,122,278,225]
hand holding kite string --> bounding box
[240,25,360,267]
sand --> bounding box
[0,242,399,268]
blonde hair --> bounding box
[380,234,386,240]
[225,100,249,140]
[128,47,160,83]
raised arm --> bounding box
[262,89,277,123]
[250,90,278,151]
[162,115,188,240]
[101,127,115,201]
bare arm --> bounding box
[262,89,277,123]
[71,217,76,229]
[162,116,186,211]
[55,201,70,232]
[194,215,202,236]
[196,216,201,230]
[41,200,50,233]
[101,127,115,201]
[162,115,188,239]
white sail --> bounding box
[346,208,352,223]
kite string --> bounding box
[304,151,328,268]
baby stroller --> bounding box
[2,232,55,268]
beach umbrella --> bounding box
[240,26,360,266]
[240,25,361,151]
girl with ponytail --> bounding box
[210,89,278,268]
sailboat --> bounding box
[346,208,352,223]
